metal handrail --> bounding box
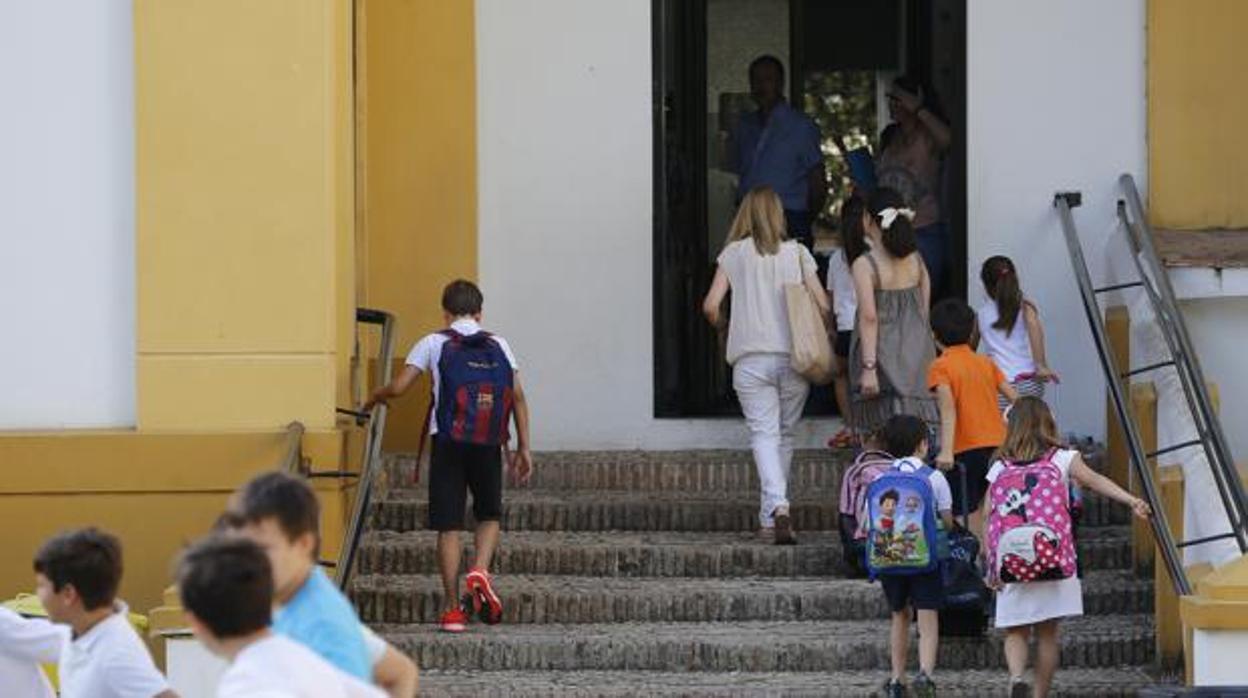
[280,421,307,474]
[1054,192,1191,595]
[1117,174,1248,554]
[334,307,396,590]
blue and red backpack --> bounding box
[434,329,515,445]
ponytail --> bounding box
[981,255,1023,335]
[866,187,917,259]
[840,195,868,263]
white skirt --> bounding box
[994,576,1084,628]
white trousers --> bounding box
[732,353,810,527]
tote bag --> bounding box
[783,246,834,384]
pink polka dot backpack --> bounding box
[985,449,1078,584]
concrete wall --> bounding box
[966,0,1147,440]
[0,3,135,428]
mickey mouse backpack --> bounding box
[986,449,1078,584]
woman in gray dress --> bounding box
[849,187,939,440]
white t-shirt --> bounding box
[976,300,1036,381]
[58,604,169,698]
[359,624,386,664]
[218,634,385,698]
[0,607,65,698]
[717,239,818,365]
[405,318,519,435]
[825,247,857,332]
[894,456,953,513]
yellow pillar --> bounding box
[1130,382,1157,575]
[134,0,354,431]
[1157,466,1185,669]
[1105,306,1130,486]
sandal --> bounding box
[826,428,856,450]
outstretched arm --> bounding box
[363,365,422,410]
[1069,452,1151,519]
[1023,302,1056,381]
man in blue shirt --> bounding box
[228,472,372,681]
[730,55,827,248]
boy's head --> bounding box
[34,527,122,623]
[880,489,899,515]
[178,535,273,656]
[442,279,483,321]
[881,414,929,459]
[226,472,320,601]
[930,298,976,348]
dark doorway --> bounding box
[653,0,967,418]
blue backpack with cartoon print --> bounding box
[864,460,941,578]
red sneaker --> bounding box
[465,567,503,625]
[439,607,467,633]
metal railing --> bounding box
[280,421,307,474]
[1054,180,1248,597]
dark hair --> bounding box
[981,255,1024,335]
[441,279,483,317]
[931,298,977,347]
[892,74,922,97]
[33,528,122,611]
[881,489,900,504]
[178,536,273,639]
[232,472,320,553]
[880,414,929,458]
[840,195,868,263]
[748,54,785,84]
[866,187,917,258]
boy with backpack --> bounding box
[365,279,532,633]
[928,298,1018,538]
[865,415,954,698]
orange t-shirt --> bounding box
[927,345,1007,453]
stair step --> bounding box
[369,491,1129,533]
[351,570,1150,625]
[379,614,1154,673]
[414,667,1164,697]
[383,449,849,495]
[356,528,1134,577]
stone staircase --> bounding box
[351,450,1164,696]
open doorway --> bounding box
[653,0,966,418]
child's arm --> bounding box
[1023,301,1057,382]
[939,510,954,531]
[851,258,880,395]
[509,372,534,483]
[702,268,730,327]
[934,383,956,470]
[998,380,1019,405]
[1069,452,1151,519]
[363,365,422,410]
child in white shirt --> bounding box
[825,196,869,447]
[0,605,65,698]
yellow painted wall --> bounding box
[355,0,478,451]
[134,0,355,430]
[1148,0,1248,229]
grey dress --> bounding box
[849,253,939,437]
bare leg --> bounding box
[890,609,910,681]
[437,531,462,612]
[1034,620,1061,697]
[916,609,939,675]
[1004,625,1032,682]
[473,521,501,571]
[833,363,851,428]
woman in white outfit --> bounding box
[703,187,830,545]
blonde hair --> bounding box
[998,396,1063,463]
[726,187,787,256]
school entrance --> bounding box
[652,0,967,417]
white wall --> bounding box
[476,0,833,449]
[0,4,135,428]
[967,0,1146,440]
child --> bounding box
[365,279,533,632]
[984,397,1150,698]
[825,195,868,447]
[228,472,371,680]
[1,604,66,698]
[977,256,1057,407]
[877,414,953,698]
[928,298,1018,536]
[33,528,174,698]
[177,535,384,698]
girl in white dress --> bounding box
[983,397,1151,698]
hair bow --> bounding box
[879,207,916,230]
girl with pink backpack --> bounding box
[983,397,1151,698]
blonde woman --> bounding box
[702,187,830,545]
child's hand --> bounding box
[935,452,954,471]
[859,369,880,397]
[1035,366,1060,384]
[508,447,534,487]
[983,574,1003,592]
[1129,496,1152,520]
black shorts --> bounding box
[428,437,504,531]
[834,331,852,359]
[950,447,996,516]
[880,569,944,612]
